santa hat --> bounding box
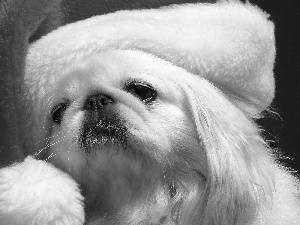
[26,0,275,111]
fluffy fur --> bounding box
[0,156,84,224]
[1,1,299,225]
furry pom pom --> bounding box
[0,157,84,225]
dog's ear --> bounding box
[179,76,275,224]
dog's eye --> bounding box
[51,102,69,124]
[126,82,157,104]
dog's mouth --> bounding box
[79,115,127,151]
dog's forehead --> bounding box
[26,49,187,107]
[56,50,183,91]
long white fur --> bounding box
[179,74,300,224]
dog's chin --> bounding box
[48,120,176,218]
[81,144,166,217]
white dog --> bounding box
[1,1,299,225]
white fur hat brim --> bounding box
[26,0,275,110]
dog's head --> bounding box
[25,2,276,224]
[45,50,207,217]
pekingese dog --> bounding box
[45,50,208,223]
[24,2,300,225]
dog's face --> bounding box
[43,50,207,220]
[26,49,274,224]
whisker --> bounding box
[32,127,62,147]
[45,152,56,161]
[34,133,68,157]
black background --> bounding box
[251,0,300,175]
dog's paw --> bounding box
[0,156,85,225]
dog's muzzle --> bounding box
[79,93,127,150]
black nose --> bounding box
[84,93,114,111]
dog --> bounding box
[22,1,300,224]
[45,50,208,223]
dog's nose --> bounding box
[84,93,114,111]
